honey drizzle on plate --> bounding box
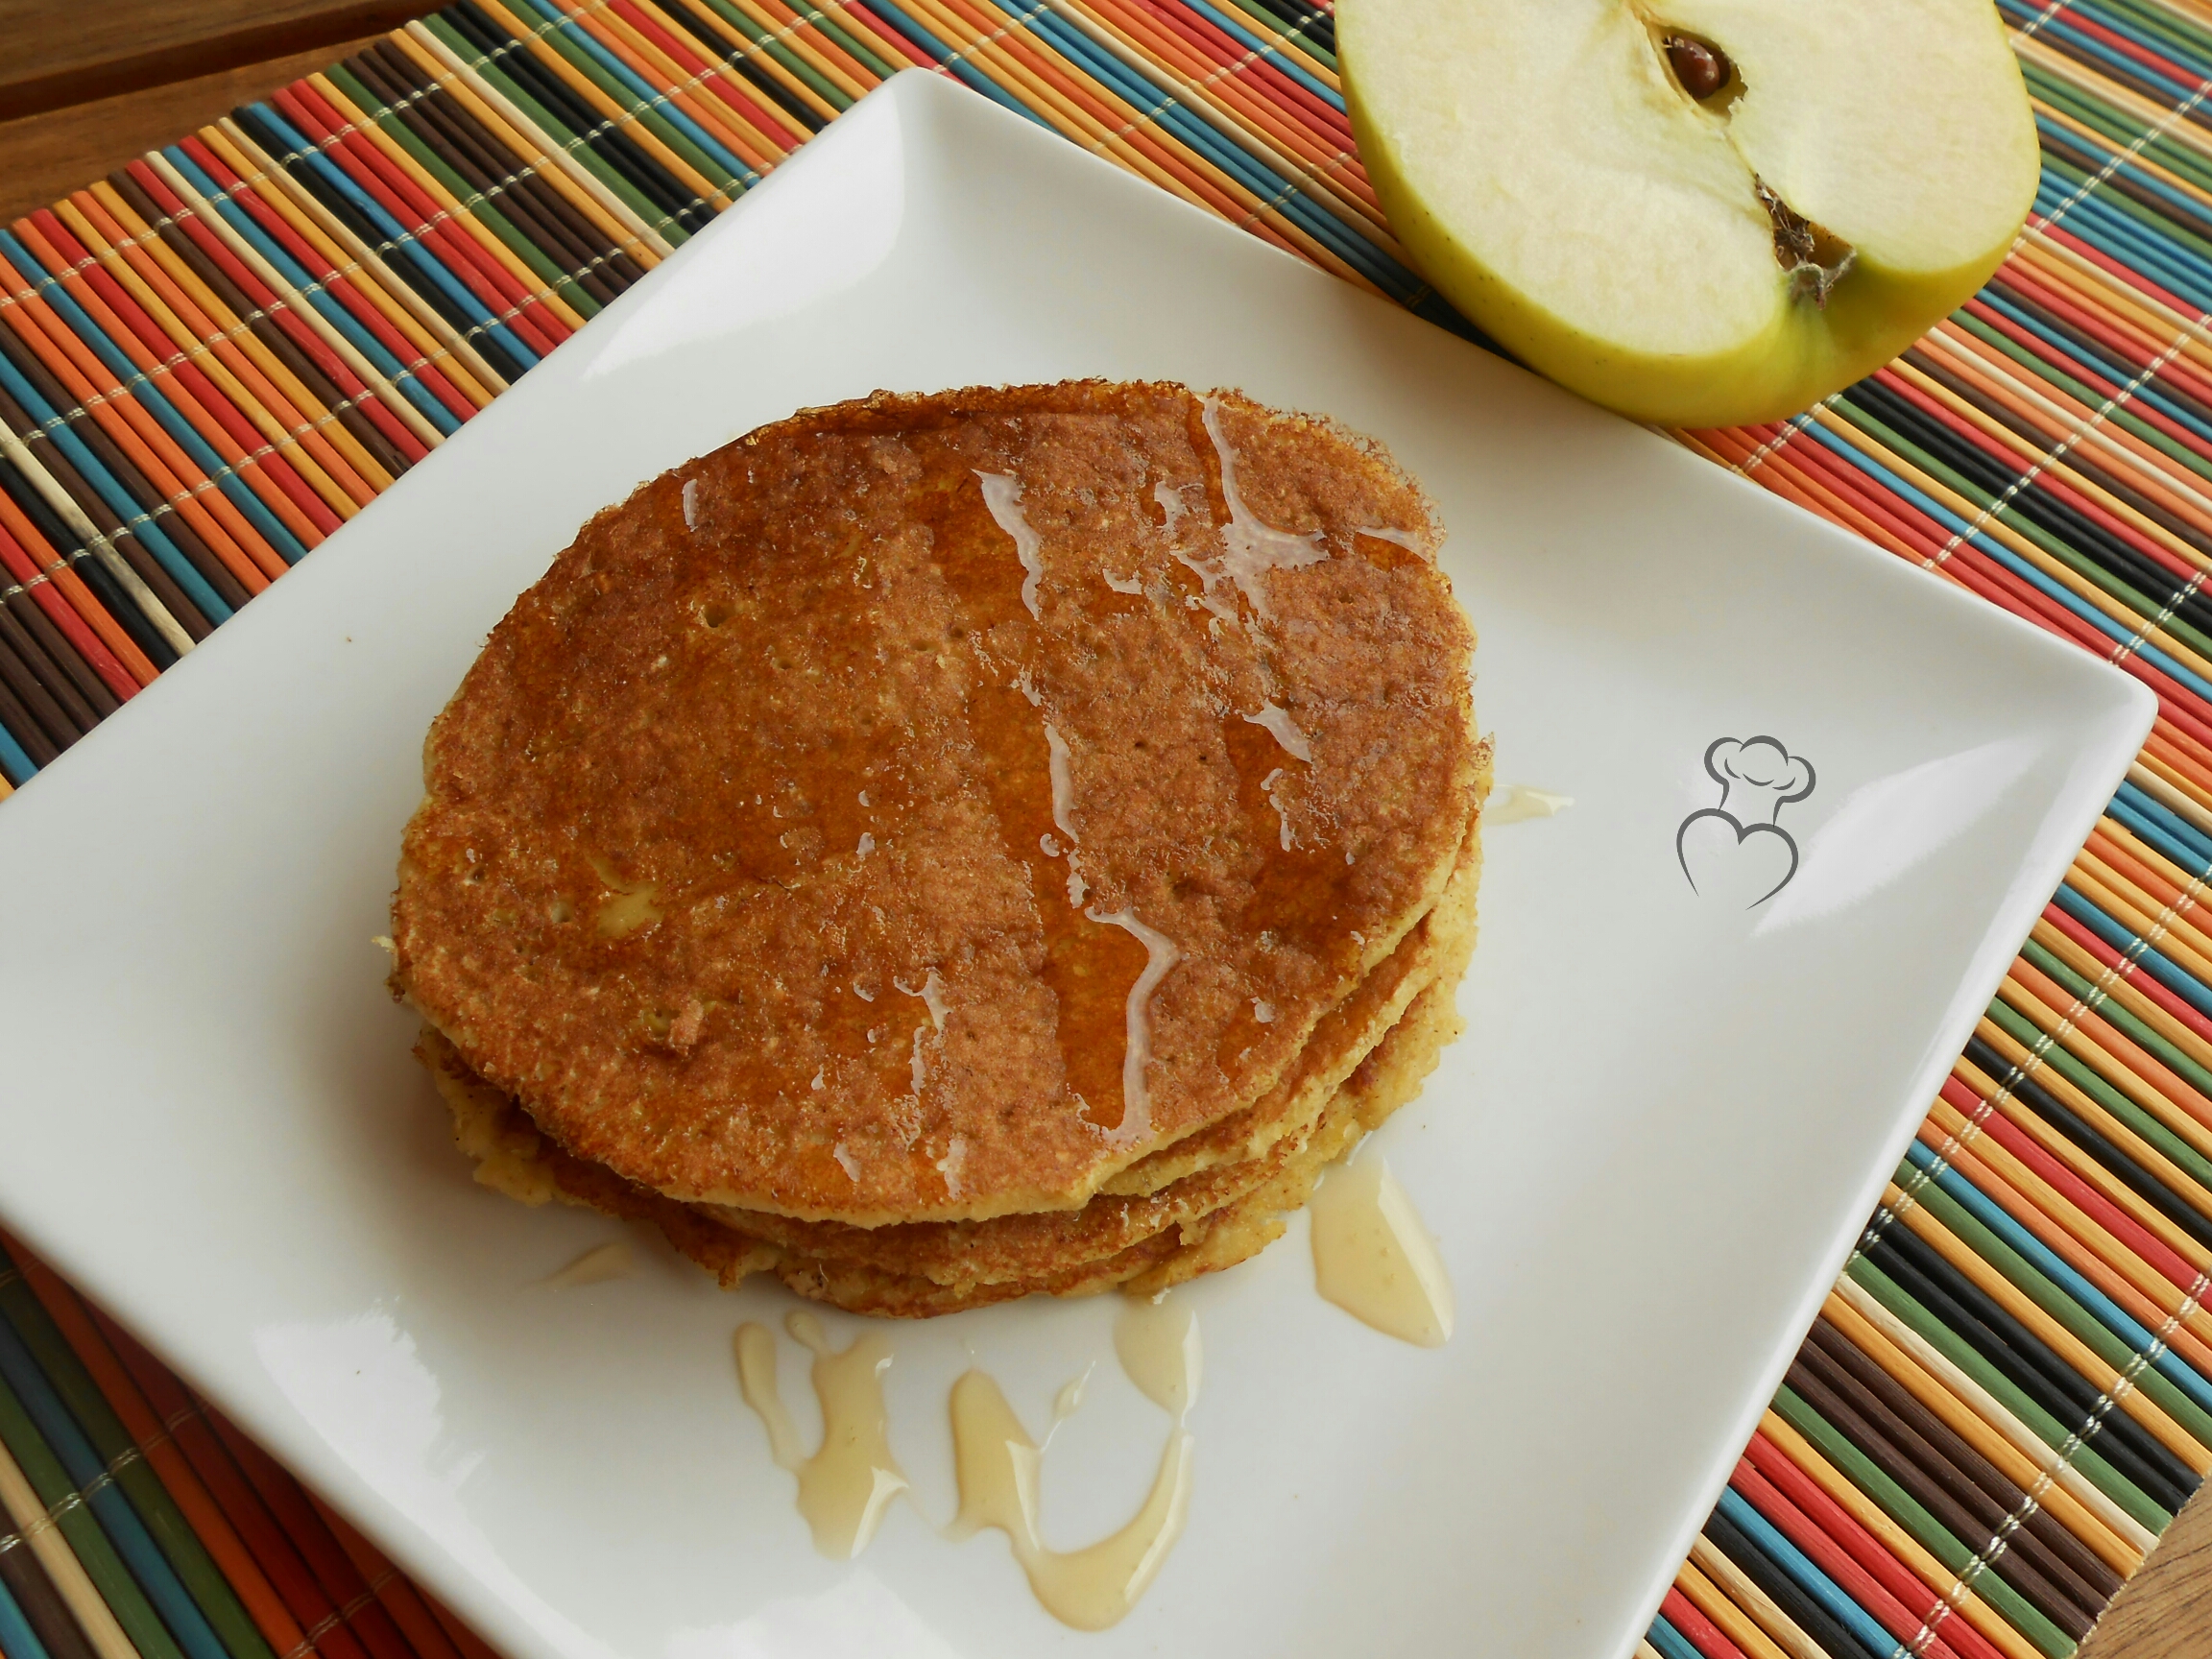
[733,1295,1201,1628]
[945,1364,1195,1631]
[1310,1148,1455,1347]
[733,1313,909,1559]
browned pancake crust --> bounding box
[395,382,1479,1226]
[421,912,1470,1316]
[686,808,1480,1286]
[1098,789,1482,1197]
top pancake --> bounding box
[393,381,1479,1225]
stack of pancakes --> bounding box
[393,381,1487,1316]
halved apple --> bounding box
[1338,0,2041,427]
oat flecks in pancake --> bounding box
[413,792,1483,1311]
[687,835,1479,1289]
[419,880,1472,1316]
[394,380,1479,1241]
[413,787,1489,1317]
[1099,804,1482,1198]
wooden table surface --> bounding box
[0,1,2203,1653]
[2080,1484,2212,1659]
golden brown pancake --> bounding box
[1096,805,1483,1198]
[414,803,1479,1299]
[419,893,1472,1315]
[680,816,1481,1286]
[417,756,1486,1319]
[394,381,1481,1235]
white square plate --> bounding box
[0,70,2155,1659]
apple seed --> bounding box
[1662,33,1730,101]
[1755,179,1857,307]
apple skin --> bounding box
[1342,56,2028,429]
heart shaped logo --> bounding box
[1677,810,1798,907]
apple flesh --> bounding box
[1338,0,2041,427]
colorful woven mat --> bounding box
[0,0,2209,1655]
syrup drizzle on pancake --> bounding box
[941,463,1165,1138]
[1165,402,1373,1081]
[1044,723,1078,840]
[975,470,1045,620]
[1083,907,1180,1147]
[1353,522,1436,565]
[1241,700,1313,762]
[1192,396,1330,617]
[1205,709,1354,1077]
[397,384,1477,1224]
[567,538,935,1163]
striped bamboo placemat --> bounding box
[0,1,2209,1655]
